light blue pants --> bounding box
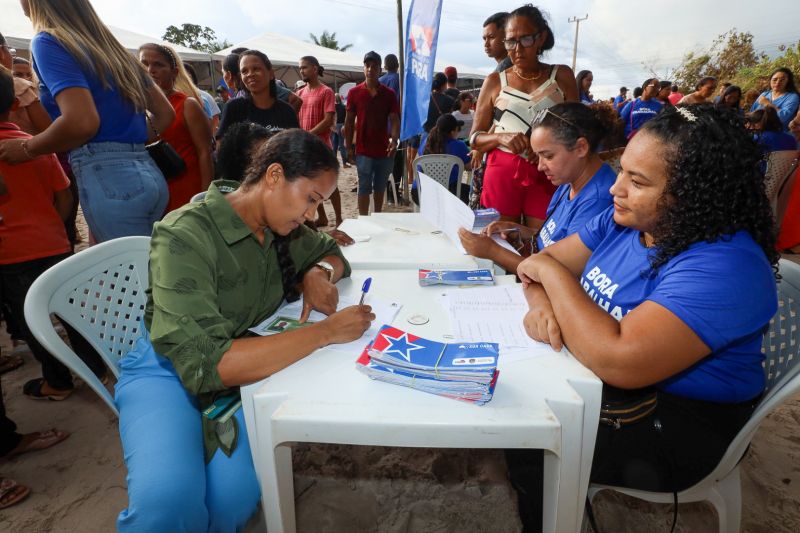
[115,331,260,533]
[70,142,169,243]
[355,154,393,195]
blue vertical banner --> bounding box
[400,0,444,141]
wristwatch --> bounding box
[314,261,335,282]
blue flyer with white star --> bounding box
[418,269,495,286]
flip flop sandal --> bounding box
[22,378,72,401]
[0,478,31,509]
[0,355,24,375]
[6,429,70,459]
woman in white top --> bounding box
[451,92,475,140]
[470,4,578,229]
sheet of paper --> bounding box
[250,292,402,353]
[439,285,539,350]
[418,172,474,254]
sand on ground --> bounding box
[1,165,799,532]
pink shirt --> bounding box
[297,83,335,148]
[668,92,684,106]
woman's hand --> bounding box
[458,227,499,259]
[495,132,529,155]
[320,305,376,344]
[0,139,34,164]
[483,220,533,241]
[522,302,563,351]
[299,268,339,322]
[327,229,355,247]
[517,253,557,287]
[757,95,772,108]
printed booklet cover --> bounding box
[418,269,495,286]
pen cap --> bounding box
[361,277,372,293]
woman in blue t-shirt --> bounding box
[0,0,176,242]
[749,67,800,131]
[460,102,615,273]
[509,105,778,528]
[619,78,663,139]
[411,113,471,204]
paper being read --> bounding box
[418,172,474,253]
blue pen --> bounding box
[359,277,372,306]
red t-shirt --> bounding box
[297,84,335,148]
[346,82,399,158]
[0,122,72,264]
[668,92,684,105]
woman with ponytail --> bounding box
[115,128,374,532]
[0,0,175,242]
[411,113,471,204]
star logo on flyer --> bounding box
[409,24,433,57]
[423,270,442,280]
[380,330,425,362]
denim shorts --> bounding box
[70,142,169,242]
[355,155,393,195]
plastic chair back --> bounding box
[23,237,151,415]
[764,150,799,215]
[412,154,465,208]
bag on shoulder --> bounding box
[145,114,185,180]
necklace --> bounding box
[513,66,543,81]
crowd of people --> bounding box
[0,0,797,531]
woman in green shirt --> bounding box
[115,129,375,532]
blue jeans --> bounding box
[332,124,347,162]
[355,155,393,195]
[115,330,260,533]
[70,142,169,242]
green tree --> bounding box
[309,30,353,52]
[162,23,231,54]
[672,30,762,92]
[732,42,800,94]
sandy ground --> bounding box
[1,165,799,532]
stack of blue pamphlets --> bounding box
[418,269,495,286]
[473,207,500,227]
[356,325,500,405]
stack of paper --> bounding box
[418,269,494,286]
[356,325,500,405]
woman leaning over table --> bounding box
[470,4,578,230]
[115,129,374,532]
[0,0,175,242]
[507,105,778,531]
[139,43,213,212]
[460,102,615,274]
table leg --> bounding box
[545,397,586,533]
[260,443,295,533]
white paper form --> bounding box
[418,172,475,254]
[440,285,539,350]
[250,290,402,353]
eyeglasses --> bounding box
[530,108,579,130]
[503,32,541,51]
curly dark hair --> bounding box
[639,104,779,276]
[215,122,274,181]
[508,4,554,56]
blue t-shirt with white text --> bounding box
[577,207,776,403]
[619,98,663,138]
[31,32,148,144]
[536,163,615,250]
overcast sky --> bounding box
[86,0,799,99]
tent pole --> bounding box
[396,0,407,204]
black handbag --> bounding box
[145,115,185,180]
[598,385,658,429]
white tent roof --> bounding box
[1,0,217,62]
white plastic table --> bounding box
[338,213,488,270]
[241,270,601,533]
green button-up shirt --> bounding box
[145,180,350,460]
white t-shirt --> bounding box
[451,109,474,140]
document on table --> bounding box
[250,290,402,353]
[439,285,540,350]
[418,172,474,253]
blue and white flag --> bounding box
[400,0,444,141]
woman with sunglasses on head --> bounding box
[619,78,663,139]
[750,67,800,131]
[509,105,778,531]
[470,4,578,231]
[216,50,299,141]
[139,43,213,213]
[460,103,615,273]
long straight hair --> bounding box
[28,0,152,111]
[139,43,201,104]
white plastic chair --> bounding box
[764,150,799,218]
[412,154,465,212]
[587,258,800,533]
[23,236,151,416]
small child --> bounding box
[0,68,105,400]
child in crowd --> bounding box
[0,69,105,400]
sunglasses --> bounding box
[530,108,579,130]
[503,32,541,51]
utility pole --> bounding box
[568,14,588,72]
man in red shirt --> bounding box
[345,51,400,216]
[297,55,342,227]
[668,84,684,105]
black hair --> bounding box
[240,49,276,98]
[185,63,198,85]
[508,5,555,56]
[432,72,447,91]
[695,76,716,91]
[216,122,275,181]
[769,67,798,94]
[483,12,509,29]
[458,92,474,102]
[716,84,742,110]
[425,116,460,156]
[0,69,14,115]
[0,31,6,46]
[671,84,678,92]
[639,104,779,275]
[534,102,613,152]
[223,53,241,75]
[659,81,672,90]
[13,57,30,66]
[384,54,399,71]
[576,70,592,95]
[300,55,324,77]
[633,87,643,98]
[746,107,783,132]
[231,47,248,55]
[243,129,340,302]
